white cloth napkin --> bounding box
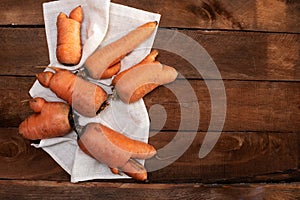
[29,0,160,183]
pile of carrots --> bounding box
[19,6,178,181]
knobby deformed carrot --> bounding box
[36,68,107,117]
[19,97,72,140]
[78,123,156,181]
[84,21,158,79]
[56,6,83,65]
[112,57,178,103]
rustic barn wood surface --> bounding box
[0,0,299,199]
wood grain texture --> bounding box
[0,76,36,127]
[147,80,300,132]
[113,0,300,32]
[0,128,68,180]
[0,180,300,200]
[0,28,299,81]
[0,128,298,183]
[0,0,300,33]
[147,131,299,182]
[1,77,299,132]
[161,30,300,81]
[0,0,45,25]
[0,28,48,76]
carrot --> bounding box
[28,96,46,113]
[121,159,148,181]
[56,6,83,65]
[109,167,120,175]
[19,97,72,140]
[77,123,156,181]
[111,49,158,86]
[112,60,178,103]
[99,62,121,79]
[99,48,158,79]
[36,68,107,117]
[78,140,147,180]
[84,21,158,79]
[69,6,83,23]
[108,159,148,181]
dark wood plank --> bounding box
[1,77,299,133]
[0,180,300,200]
[0,128,298,183]
[113,0,300,32]
[0,28,49,76]
[0,128,68,181]
[157,30,300,81]
[0,0,46,25]
[148,131,299,182]
[0,28,299,81]
[0,76,36,127]
[147,80,300,132]
[1,0,300,33]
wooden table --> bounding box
[0,0,299,199]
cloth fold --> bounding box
[30,0,160,183]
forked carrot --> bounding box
[78,123,156,181]
[19,98,72,140]
[112,54,178,103]
[36,68,107,117]
[56,6,83,65]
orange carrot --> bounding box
[121,159,148,181]
[28,96,46,113]
[36,68,107,117]
[112,60,178,103]
[99,62,121,79]
[69,6,83,23]
[111,49,158,86]
[107,159,148,181]
[80,140,147,180]
[99,49,158,80]
[78,123,156,181]
[78,140,147,180]
[109,167,120,175]
[56,6,83,65]
[84,21,158,79]
[19,97,72,140]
